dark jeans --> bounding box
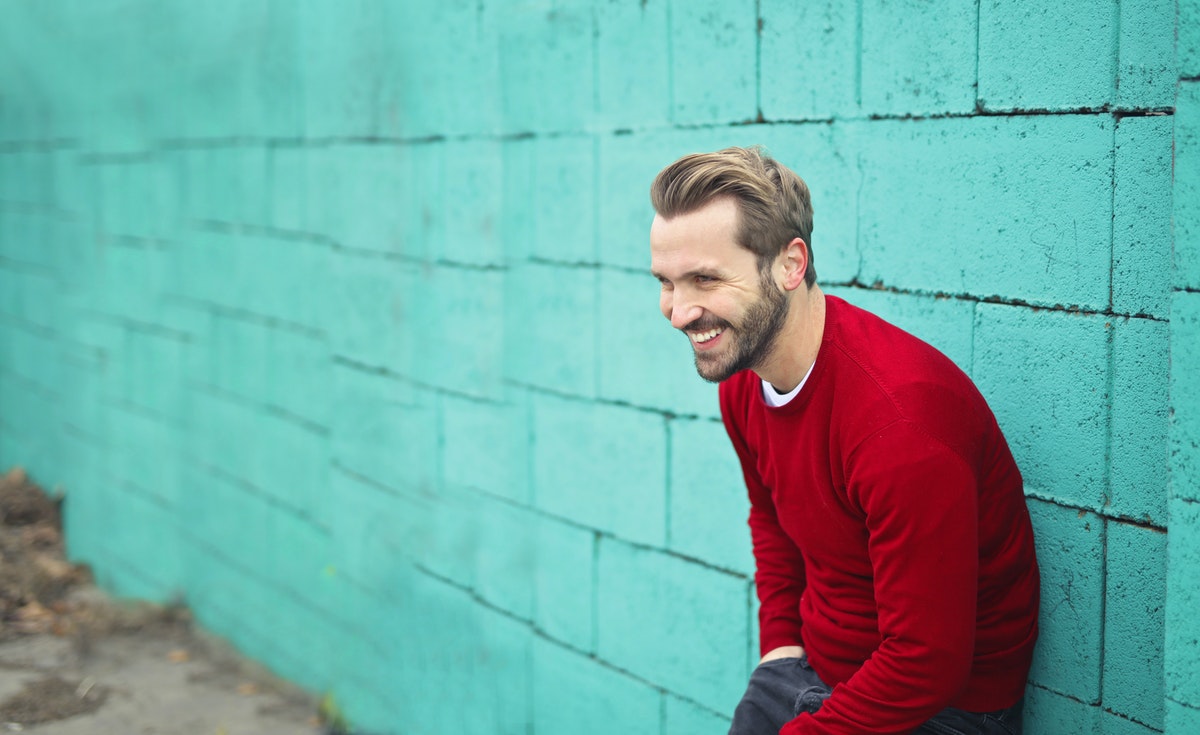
[728,656,1023,735]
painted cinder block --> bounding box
[417,266,506,400]
[532,393,667,546]
[1165,698,1200,734]
[665,694,732,734]
[504,262,597,398]
[1103,521,1167,729]
[441,392,530,505]
[1026,500,1105,702]
[1175,82,1200,292]
[472,491,536,621]
[827,287,976,376]
[860,0,976,116]
[973,305,1109,510]
[1170,292,1200,503]
[442,138,504,266]
[532,636,661,735]
[1182,0,1200,78]
[978,0,1116,111]
[1109,316,1169,523]
[597,267,720,418]
[1166,497,1200,709]
[497,1,594,134]
[1099,711,1165,735]
[328,251,421,376]
[856,115,1114,310]
[531,135,596,264]
[596,537,751,707]
[1113,114,1173,318]
[595,0,671,129]
[759,0,857,120]
[329,360,439,501]
[669,0,757,124]
[321,144,408,256]
[1117,0,1176,109]
[1023,685,1101,735]
[668,417,755,575]
[533,514,595,653]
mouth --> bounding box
[689,327,724,346]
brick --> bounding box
[1023,685,1101,735]
[531,135,596,264]
[856,115,1113,310]
[597,538,751,706]
[668,417,754,575]
[504,262,598,397]
[669,0,757,124]
[978,0,1116,111]
[751,123,861,285]
[534,515,596,652]
[497,1,594,134]
[1183,0,1200,78]
[328,251,421,374]
[760,0,858,120]
[1166,497,1200,708]
[1176,83,1200,291]
[329,361,438,499]
[442,139,504,266]
[533,637,661,735]
[532,394,667,546]
[665,694,733,734]
[595,0,671,128]
[1113,115,1173,318]
[597,267,721,418]
[1103,521,1167,729]
[1117,0,1176,108]
[441,393,530,505]
[974,306,1109,510]
[1026,500,1105,702]
[1109,317,1169,522]
[1171,293,1200,503]
[391,1,501,138]
[825,287,975,375]
[860,0,976,116]
[1100,712,1164,735]
[1165,698,1200,734]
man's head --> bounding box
[649,148,817,385]
[649,146,815,286]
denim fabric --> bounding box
[728,656,1023,735]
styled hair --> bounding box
[649,146,816,286]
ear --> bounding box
[779,237,809,292]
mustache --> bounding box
[681,317,731,333]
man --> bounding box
[648,147,1040,735]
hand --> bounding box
[759,645,805,664]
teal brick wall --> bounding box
[0,2,1188,733]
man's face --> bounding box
[650,198,788,383]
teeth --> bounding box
[690,328,723,344]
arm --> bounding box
[783,423,980,735]
[720,388,807,657]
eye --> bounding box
[694,274,715,284]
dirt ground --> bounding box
[0,467,330,734]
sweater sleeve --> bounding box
[783,421,980,735]
[720,382,807,655]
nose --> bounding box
[665,288,702,330]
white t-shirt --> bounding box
[761,361,816,408]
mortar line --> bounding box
[1095,516,1110,710]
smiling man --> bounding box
[649,147,1040,735]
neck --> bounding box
[754,285,825,393]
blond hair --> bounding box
[649,146,815,286]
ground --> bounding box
[0,467,328,734]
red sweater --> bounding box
[720,295,1039,735]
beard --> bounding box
[688,271,789,383]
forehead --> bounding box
[650,198,756,275]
